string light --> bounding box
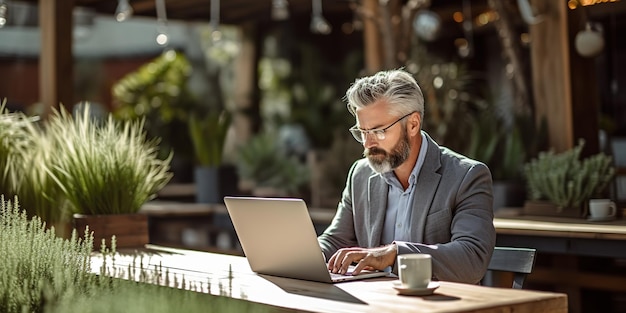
[272,0,289,21]
[115,0,133,22]
[210,0,221,41]
[155,0,168,46]
[310,0,331,34]
[0,0,7,28]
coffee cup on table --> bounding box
[588,199,616,219]
[398,254,431,289]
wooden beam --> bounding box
[530,0,573,152]
[361,0,383,74]
[229,22,259,154]
[39,0,75,118]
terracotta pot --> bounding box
[73,213,149,250]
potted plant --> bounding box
[236,131,309,198]
[45,104,172,248]
[465,111,548,212]
[112,50,195,182]
[522,140,615,217]
[188,109,232,203]
[1,101,69,233]
[0,101,32,200]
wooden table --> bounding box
[494,212,626,312]
[494,213,626,259]
[91,245,567,313]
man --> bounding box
[318,69,495,284]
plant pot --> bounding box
[521,200,584,218]
[194,165,239,204]
[195,166,220,204]
[492,181,526,211]
[73,213,149,250]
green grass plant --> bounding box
[47,104,172,215]
[189,110,231,167]
[0,101,65,224]
[0,101,34,199]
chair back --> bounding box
[486,246,537,289]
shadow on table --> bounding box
[260,275,367,305]
[422,294,461,301]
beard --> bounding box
[364,129,411,174]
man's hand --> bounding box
[327,244,397,275]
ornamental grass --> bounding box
[0,102,66,225]
[46,105,172,215]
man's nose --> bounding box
[363,133,377,148]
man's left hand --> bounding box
[327,244,397,275]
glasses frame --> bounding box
[349,111,417,143]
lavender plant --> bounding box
[0,196,95,313]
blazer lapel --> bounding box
[367,174,387,247]
[411,133,442,242]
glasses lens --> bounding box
[374,131,385,141]
[349,127,364,143]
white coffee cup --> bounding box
[398,254,431,289]
[589,199,616,218]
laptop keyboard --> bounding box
[329,271,354,279]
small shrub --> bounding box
[0,196,95,313]
[524,140,615,210]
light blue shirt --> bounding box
[381,132,428,245]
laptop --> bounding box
[223,196,388,283]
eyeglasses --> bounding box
[349,111,416,143]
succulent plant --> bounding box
[524,140,615,210]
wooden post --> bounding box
[228,22,259,155]
[362,0,383,74]
[529,0,573,152]
[39,0,74,118]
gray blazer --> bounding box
[318,132,496,284]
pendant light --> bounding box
[310,0,331,34]
[115,0,133,22]
[155,0,168,46]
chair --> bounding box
[485,246,537,289]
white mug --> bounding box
[398,254,431,289]
[589,199,616,218]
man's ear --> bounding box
[408,113,421,136]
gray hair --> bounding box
[345,69,424,123]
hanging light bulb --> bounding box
[310,0,331,34]
[272,0,289,21]
[0,1,7,28]
[115,0,133,22]
[209,0,221,42]
[413,10,441,42]
[155,0,169,46]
